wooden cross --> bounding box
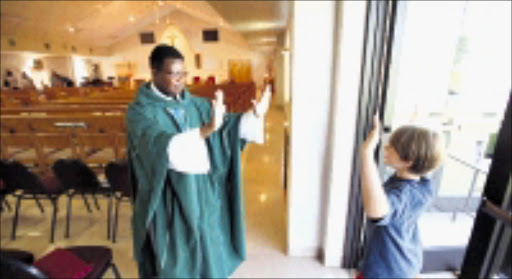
[167,34,177,46]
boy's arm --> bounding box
[359,115,390,219]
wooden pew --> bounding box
[48,99,131,106]
[36,133,78,169]
[1,114,125,168]
[0,89,40,106]
[0,133,39,166]
[1,105,127,116]
[188,82,256,113]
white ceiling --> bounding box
[208,1,290,51]
[0,0,290,53]
[0,1,226,47]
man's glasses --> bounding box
[166,71,188,78]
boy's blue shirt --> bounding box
[361,175,433,278]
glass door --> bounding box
[342,0,511,275]
[378,1,511,275]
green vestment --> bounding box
[126,83,246,278]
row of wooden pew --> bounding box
[1,114,126,169]
[1,82,256,112]
[1,82,257,171]
[0,87,134,107]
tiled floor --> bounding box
[0,106,350,278]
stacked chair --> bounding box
[52,159,113,239]
[104,160,132,243]
[2,160,65,243]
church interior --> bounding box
[0,1,349,278]
[1,1,511,278]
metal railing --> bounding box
[449,153,489,221]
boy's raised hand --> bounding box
[362,114,380,153]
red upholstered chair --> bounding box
[206,75,216,85]
[193,76,201,85]
[0,246,121,278]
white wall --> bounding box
[0,34,109,56]
[109,10,270,89]
[70,55,118,85]
[0,51,117,87]
[322,1,367,267]
[273,37,285,108]
[1,52,29,78]
[287,1,336,257]
[44,56,74,78]
[0,52,67,89]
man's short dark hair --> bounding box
[149,44,184,71]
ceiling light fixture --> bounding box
[68,26,75,33]
[129,16,135,22]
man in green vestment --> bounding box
[127,44,271,278]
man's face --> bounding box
[152,58,187,97]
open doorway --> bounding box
[381,1,511,271]
[380,2,511,272]
[345,0,511,276]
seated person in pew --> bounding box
[127,44,271,278]
[20,71,36,90]
[3,70,20,90]
[50,71,74,88]
[356,115,444,279]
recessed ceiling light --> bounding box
[129,16,135,22]
[68,26,75,33]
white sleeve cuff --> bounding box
[167,128,210,174]
[239,111,265,144]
